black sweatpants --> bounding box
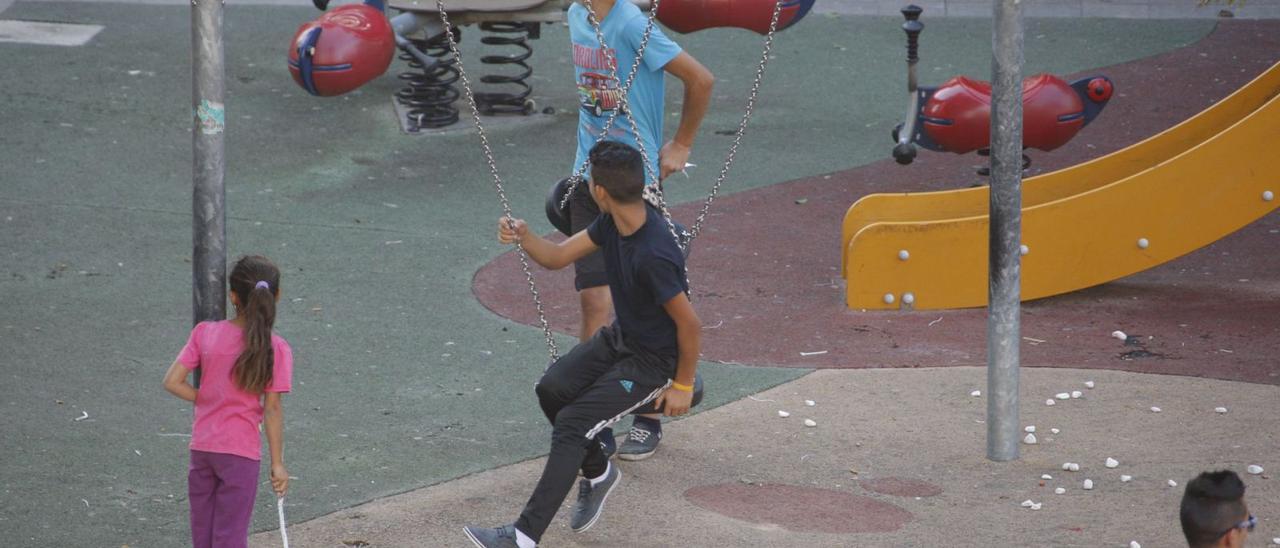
[515,326,674,541]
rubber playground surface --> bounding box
[0,2,1277,546]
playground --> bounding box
[0,0,1277,546]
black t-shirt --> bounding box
[587,206,689,358]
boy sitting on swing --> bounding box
[465,140,701,548]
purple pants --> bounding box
[188,450,260,548]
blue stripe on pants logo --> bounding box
[619,380,634,393]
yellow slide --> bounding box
[842,62,1280,310]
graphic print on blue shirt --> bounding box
[587,206,689,358]
[569,1,682,185]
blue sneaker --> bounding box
[617,419,661,461]
[595,427,616,459]
[463,524,521,548]
[569,463,621,532]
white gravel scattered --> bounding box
[1112,330,1127,341]
[1046,399,1056,406]
[1041,474,1053,480]
[1021,499,1035,508]
[1071,391,1083,399]
[1054,487,1066,495]
[1023,433,1037,445]
[804,400,816,406]
[1050,428,1060,434]
[1168,479,1178,488]
[1215,407,1228,414]
[1069,463,1080,472]
[803,419,817,428]
[1120,475,1133,482]
[1083,479,1094,490]
[1055,393,1071,400]
[1024,426,1036,433]
[1150,407,1162,413]
[1084,381,1095,389]
[777,410,790,418]
[970,390,981,397]
[1271,538,1279,546]
[1105,458,1119,469]
[1031,502,1042,510]
[1130,542,1141,548]
[1248,465,1264,475]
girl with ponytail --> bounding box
[163,255,294,548]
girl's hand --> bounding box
[497,217,528,244]
[271,463,289,496]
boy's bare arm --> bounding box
[497,218,599,270]
[653,292,701,416]
[660,52,715,181]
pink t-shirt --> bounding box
[176,320,293,461]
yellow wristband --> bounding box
[670,381,694,393]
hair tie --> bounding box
[255,280,270,290]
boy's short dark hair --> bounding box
[1180,470,1247,547]
[588,140,645,203]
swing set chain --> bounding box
[556,0,663,212]
[435,0,559,362]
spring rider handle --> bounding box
[893,5,925,165]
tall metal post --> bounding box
[986,0,1023,462]
[192,0,227,385]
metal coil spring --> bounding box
[395,30,461,131]
[475,22,536,116]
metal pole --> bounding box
[986,0,1023,462]
[192,0,227,385]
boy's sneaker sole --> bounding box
[617,449,656,461]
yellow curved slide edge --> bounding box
[841,61,1280,278]
[845,92,1280,310]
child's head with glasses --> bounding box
[1180,470,1253,548]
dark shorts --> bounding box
[569,180,608,291]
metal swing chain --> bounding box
[435,0,559,362]
[556,0,664,211]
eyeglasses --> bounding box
[1217,514,1257,538]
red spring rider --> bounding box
[889,4,1114,172]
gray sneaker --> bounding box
[463,524,521,548]
[617,420,662,461]
[569,464,621,532]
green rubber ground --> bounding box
[0,3,1211,544]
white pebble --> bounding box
[1168,479,1178,488]
[1020,499,1035,508]
[1247,465,1264,475]
[804,400,816,406]
[1023,433,1038,445]
[1120,475,1133,482]
[777,410,791,418]
[1069,463,1080,472]
[1054,487,1066,495]
[1130,542,1141,548]
[1105,458,1119,469]
[1030,502,1042,510]
[1272,538,1280,546]
[1046,399,1056,406]
[1150,407,1162,413]
[1215,407,1228,414]
[970,390,981,397]
[1084,380,1095,389]
[1041,474,1053,480]
[1024,426,1036,433]
[1050,428,1060,434]
[1112,330,1127,340]
[803,419,817,428]
[1055,393,1071,400]
[1083,479,1094,490]
[1070,391,1082,399]
[1062,462,1072,471]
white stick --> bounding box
[277,496,289,548]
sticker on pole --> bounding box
[196,100,225,135]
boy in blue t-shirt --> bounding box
[564,0,714,462]
[467,141,702,548]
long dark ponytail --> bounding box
[228,255,280,394]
